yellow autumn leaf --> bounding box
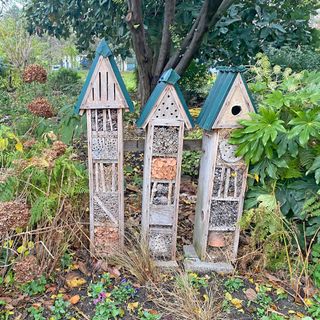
[0,138,8,151]
[203,294,209,302]
[17,245,26,254]
[66,276,87,288]
[304,298,313,307]
[119,308,125,317]
[225,292,232,301]
[231,298,243,309]
[15,142,23,152]
[127,301,139,312]
[28,241,34,249]
[296,312,305,318]
[254,173,259,182]
[288,310,296,314]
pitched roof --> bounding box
[197,67,256,130]
[136,69,194,128]
[74,39,134,114]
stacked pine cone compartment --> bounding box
[23,64,54,118]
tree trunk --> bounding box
[127,0,233,105]
[126,0,153,104]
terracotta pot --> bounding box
[208,232,225,248]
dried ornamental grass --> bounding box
[27,97,54,118]
[154,272,222,320]
[23,64,47,84]
[0,201,30,236]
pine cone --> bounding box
[23,64,47,84]
[27,97,54,118]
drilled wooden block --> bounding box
[151,157,177,180]
[209,200,239,231]
[152,94,182,121]
[152,126,179,156]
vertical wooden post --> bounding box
[75,39,134,256]
[184,68,257,273]
[137,69,194,267]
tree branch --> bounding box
[126,0,153,103]
[152,0,176,86]
[166,0,233,75]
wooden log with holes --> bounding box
[137,69,194,268]
[75,39,134,256]
[184,67,257,274]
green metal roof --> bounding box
[136,69,194,128]
[74,39,134,114]
[197,67,256,130]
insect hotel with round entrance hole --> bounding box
[184,67,256,273]
[75,39,134,256]
[137,69,194,268]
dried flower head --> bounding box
[13,255,42,283]
[23,64,47,84]
[27,97,54,118]
[0,201,30,236]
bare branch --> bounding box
[152,0,176,86]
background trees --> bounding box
[25,0,319,102]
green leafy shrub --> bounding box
[22,276,47,296]
[232,54,320,282]
[182,151,201,178]
[48,68,82,95]
[267,46,320,72]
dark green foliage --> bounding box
[22,276,47,296]
[267,46,320,72]
[25,0,318,67]
[182,151,201,178]
[233,54,320,274]
[48,68,82,95]
[180,61,213,105]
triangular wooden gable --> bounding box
[143,85,193,129]
[80,56,127,111]
[149,85,190,123]
[212,74,255,129]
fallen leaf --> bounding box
[127,301,139,312]
[203,294,209,302]
[69,295,80,305]
[231,298,243,309]
[78,261,90,276]
[0,297,12,304]
[304,298,313,307]
[225,292,232,301]
[108,267,121,278]
[65,273,87,288]
[245,288,257,301]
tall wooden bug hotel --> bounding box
[137,69,194,266]
[75,39,134,256]
[185,67,256,272]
